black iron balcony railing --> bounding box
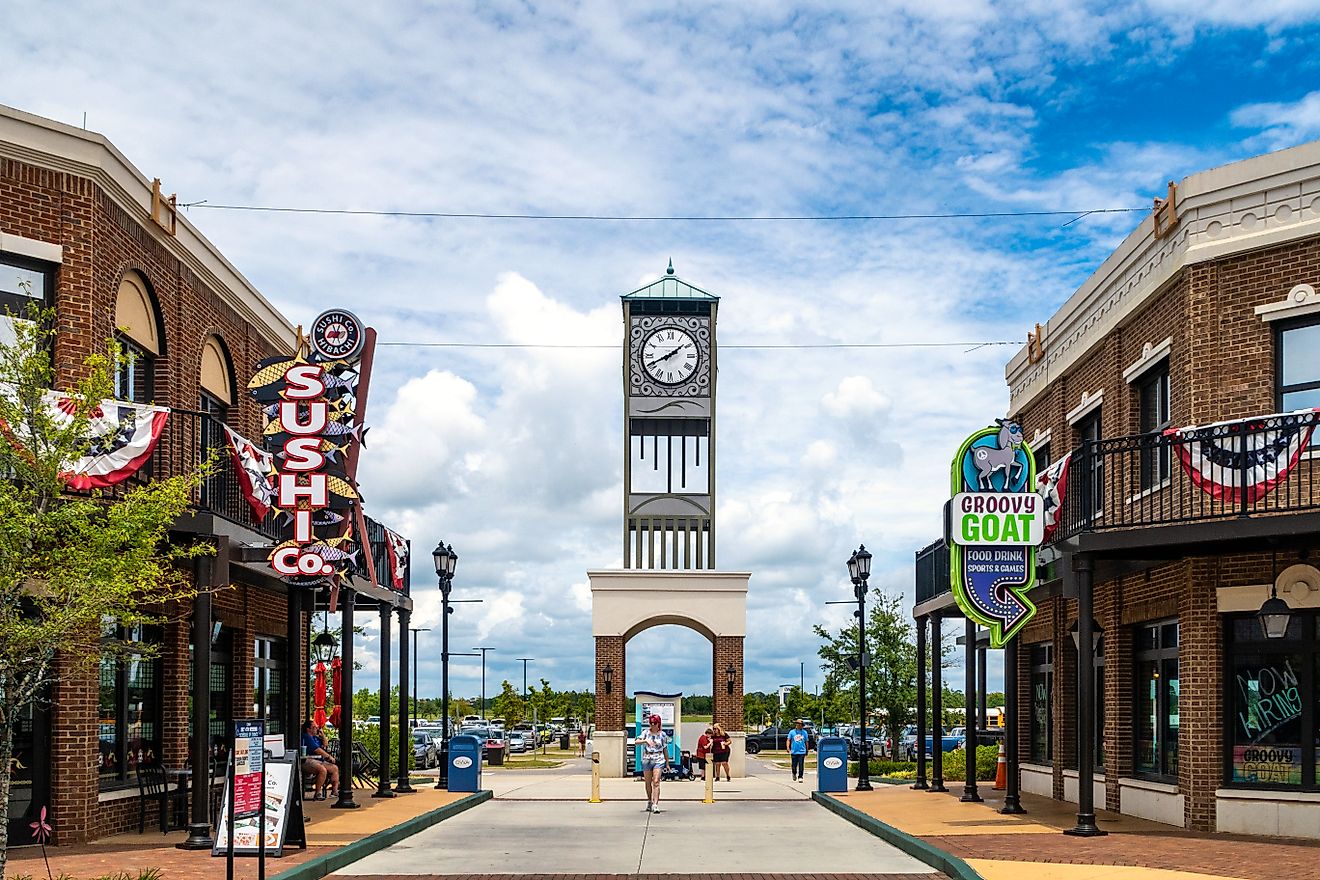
[915,538,951,605]
[69,408,408,589]
[1052,409,1320,542]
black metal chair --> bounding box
[136,764,187,834]
[352,741,379,789]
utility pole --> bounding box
[473,647,496,718]
[409,627,430,722]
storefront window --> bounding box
[254,637,286,735]
[1225,612,1315,789]
[1030,643,1052,763]
[1134,620,1179,781]
[99,620,162,789]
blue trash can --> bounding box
[816,736,849,793]
[448,734,483,792]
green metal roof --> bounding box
[621,260,720,301]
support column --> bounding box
[913,615,928,789]
[334,590,359,809]
[961,616,982,802]
[929,612,947,792]
[374,603,394,798]
[713,635,746,777]
[594,635,627,777]
[1066,554,1104,836]
[396,607,414,793]
[179,543,221,850]
[977,641,987,737]
[285,587,302,751]
[1001,638,1025,814]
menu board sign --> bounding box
[213,758,306,857]
[233,720,264,818]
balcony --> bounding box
[72,407,407,593]
[914,409,1320,609]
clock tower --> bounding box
[621,261,718,569]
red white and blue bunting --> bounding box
[59,397,170,490]
[1168,409,1319,504]
[222,424,277,519]
[1037,451,1071,542]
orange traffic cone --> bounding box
[993,740,1007,790]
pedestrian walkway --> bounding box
[827,783,1320,880]
[8,786,468,880]
[338,757,935,877]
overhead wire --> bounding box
[374,340,1022,350]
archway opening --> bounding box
[625,624,714,745]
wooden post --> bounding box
[590,751,602,803]
[704,753,715,804]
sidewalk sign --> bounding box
[212,755,307,857]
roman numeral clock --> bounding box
[622,262,719,569]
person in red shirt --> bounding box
[694,727,712,777]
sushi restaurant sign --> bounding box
[948,419,1044,648]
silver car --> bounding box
[507,732,528,753]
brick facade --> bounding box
[594,636,626,731]
[712,635,744,732]
[1000,202,1320,831]
[2,120,305,843]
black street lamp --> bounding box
[848,544,873,792]
[312,630,338,664]
[433,541,459,788]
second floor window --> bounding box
[1075,409,1103,517]
[114,335,153,403]
[1137,361,1171,489]
[0,253,53,314]
[1279,318,1320,414]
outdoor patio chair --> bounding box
[352,741,379,789]
[136,763,186,834]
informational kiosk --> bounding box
[632,691,682,774]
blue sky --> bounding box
[7,1,1320,703]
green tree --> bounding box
[743,691,778,729]
[783,686,815,724]
[0,308,203,874]
[490,679,525,725]
[814,589,920,747]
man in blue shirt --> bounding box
[786,719,811,782]
[301,720,339,800]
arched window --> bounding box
[113,272,162,402]
[198,336,235,507]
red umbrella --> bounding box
[329,656,342,729]
[313,661,328,729]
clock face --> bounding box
[642,326,700,385]
[310,309,365,361]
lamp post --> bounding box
[432,541,459,787]
[473,646,496,719]
[409,627,430,723]
[848,545,873,792]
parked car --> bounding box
[846,727,885,760]
[507,732,528,753]
[899,725,919,760]
[744,725,817,755]
[921,729,965,757]
[412,730,439,768]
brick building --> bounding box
[914,140,1320,838]
[1,104,415,846]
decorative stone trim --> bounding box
[0,231,63,264]
[1122,337,1173,383]
[1255,283,1320,323]
[1066,389,1105,425]
[1030,427,1051,449]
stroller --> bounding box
[661,749,696,781]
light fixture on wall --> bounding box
[725,663,736,695]
[1069,618,1104,654]
[1259,548,1292,640]
[603,663,613,694]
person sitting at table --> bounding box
[301,720,339,800]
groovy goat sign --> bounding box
[948,418,1042,647]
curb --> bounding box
[811,791,982,880]
[271,789,492,880]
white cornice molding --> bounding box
[1066,389,1104,425]
[0,231,62,264]
[0,104,295,352]
[1255,283,1320,323]
[1030,427,1052,449]
[1006,138,1320,411]
[1122,336,1173,384]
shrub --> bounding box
[850,744,998,782]
[356,723,416,778]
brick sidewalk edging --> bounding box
[811,792,982,880]
[270,790,493,880]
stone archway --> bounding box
[590,569,750,777]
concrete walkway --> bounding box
[339,756,936,876]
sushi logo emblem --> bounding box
[310,309,365,361]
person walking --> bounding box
[639,714,670,812]
[711,723,731,781]
[577,727,587,758]
[787,718,810,782]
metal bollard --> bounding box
[590,751,601,803]
[703,756,714,804]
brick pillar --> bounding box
[50,649,98,843]
[594,636,625,730]
[1054,598,1075,800]
[1104,575,1130,813]
[232,585,255,721]
[161,607,190,770]
[1181,558,1222,831]
[712,636,744,732]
